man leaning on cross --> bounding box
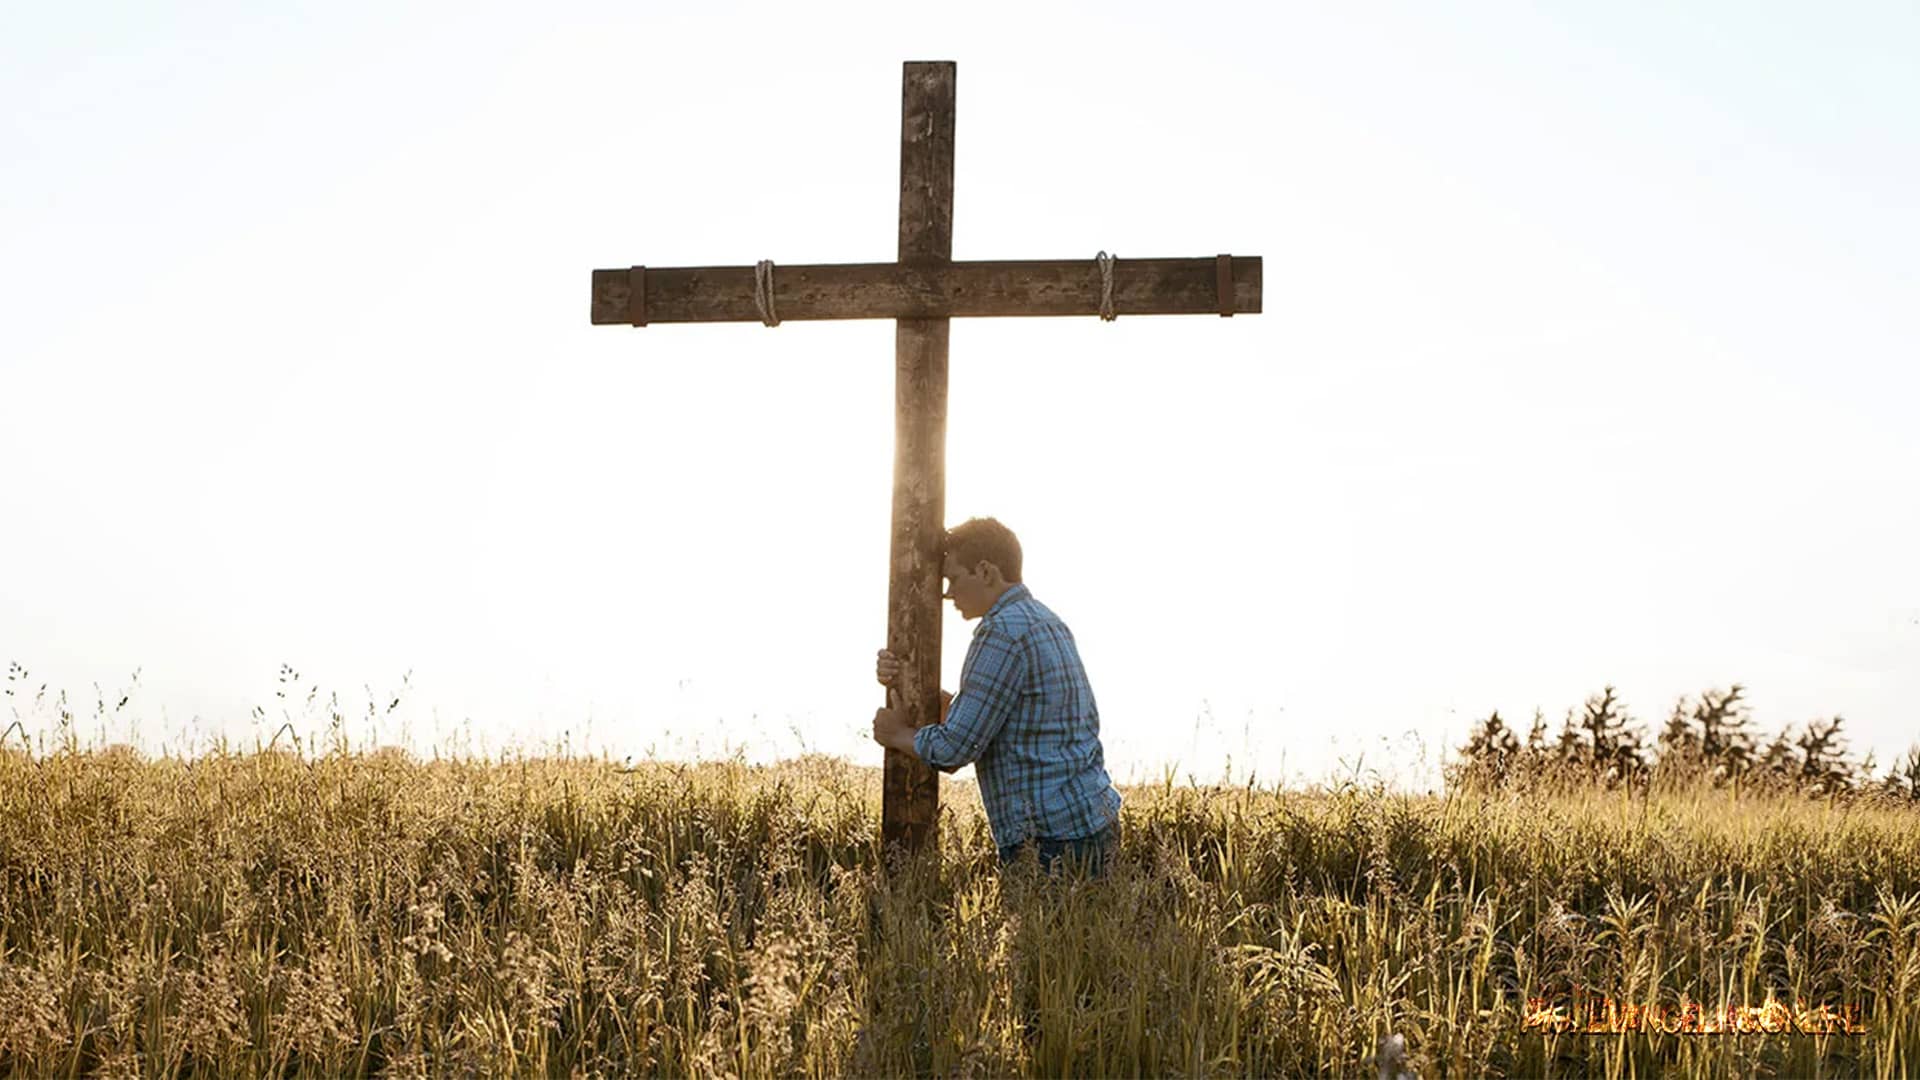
[871,517,1123,876]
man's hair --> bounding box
[945,517,1023,584]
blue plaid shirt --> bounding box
[913,584,1122,850]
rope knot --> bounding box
[754,259,781,327]
[1095,251,1117,322]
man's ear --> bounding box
[976,560,1003,586]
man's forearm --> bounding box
[873,687,951,759]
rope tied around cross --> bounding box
[754,259,780,327]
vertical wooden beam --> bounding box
[882,61,954,857]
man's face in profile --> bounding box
[942,553,996,620]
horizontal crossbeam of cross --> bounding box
[589,256,1262,326]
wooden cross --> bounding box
[588,61,1261,856]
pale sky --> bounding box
[4,1,1916,789]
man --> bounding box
[871,516,1123,875]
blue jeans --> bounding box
[997,818,1120,877]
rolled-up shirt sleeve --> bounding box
[913,626,1025,773]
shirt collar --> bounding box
[984,583,1030,620]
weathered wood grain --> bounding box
[589,256,1263,325]
[881,61,952,859]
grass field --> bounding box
[0,747,1915,1077]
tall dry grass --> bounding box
[0,746,1915,1077]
